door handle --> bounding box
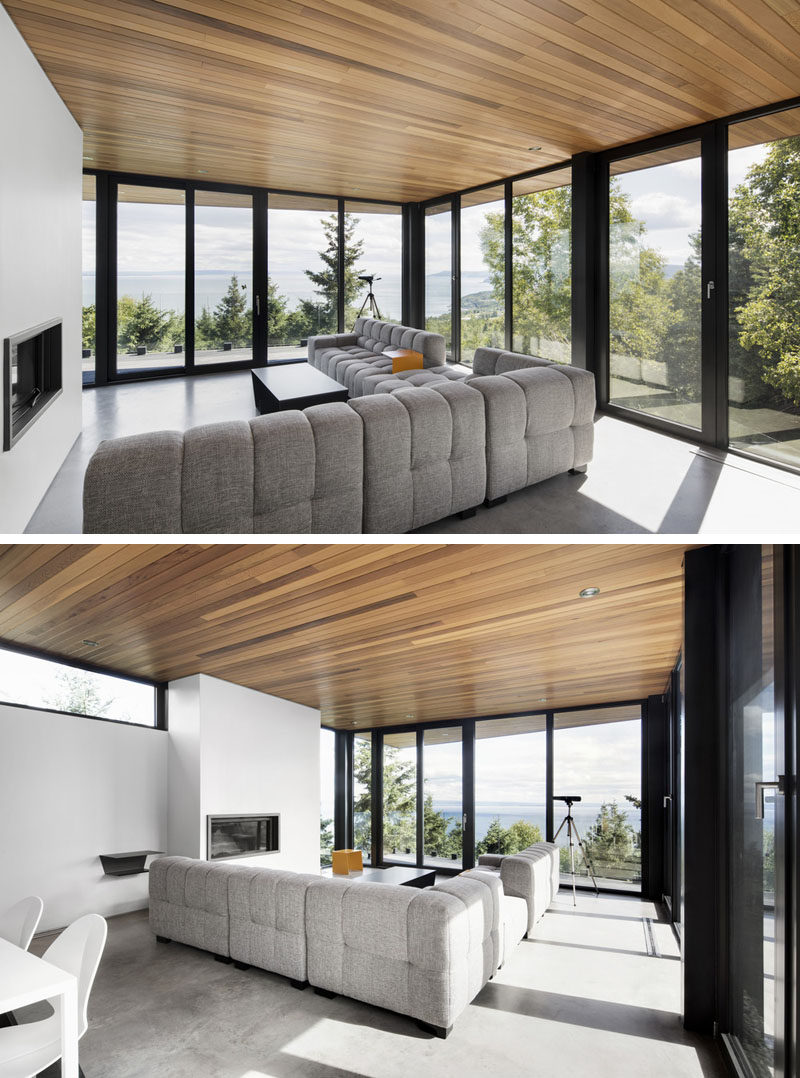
[256,295,261,316]
[706,280,715,300]
[663,795,672,808]
[755,776,784,820]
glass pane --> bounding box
[353,733,372,865]
[553,704,642,891]
[424,202,452,357]
[267,194,338,361]
[729,108,800,468]
[383,731,416,863]
[194,190,253,366]
[609,144,702,429]
[345,202,402,325]
[512,167,572,363]
[460,185,505,366]
[475,714,546,859]
[728,546,777,1077]
[0,646,155,726]
[116,185,186,375]
[320,728,335,869]
[423,726,462,869]
[82,175,96,385]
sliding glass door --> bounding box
[194,191,253,366]
[423,727,463,869]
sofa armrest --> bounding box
[83,431,184,533]
[307,333,358,364]
[477,854,505,868]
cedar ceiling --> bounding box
[0,543,694,729]
[4,1,800,202]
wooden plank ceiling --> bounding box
[0,543,694,729]
[4,1,800,202]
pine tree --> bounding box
[212,274,251,347]
[45,670,115,718]
[119,294,172,351]
[320,817,334,868]
[304,213,365,326]
[82,305,96,350]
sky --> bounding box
[0,648,154,725]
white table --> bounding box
[0,936,79,1078]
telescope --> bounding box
[354,275,383,321]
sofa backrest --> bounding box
[473,346,553,377]
[149,855,243,958]
[499,847,553,933]
[353,317,446,367]
[227,865,320,981]
[304,876,473,1029]
[83,403,364,534]
[347,382,486,532]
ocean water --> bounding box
[85,269,492,320]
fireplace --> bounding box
[3,318,62,451]
[207,813,280,861]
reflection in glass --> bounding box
[267,194,339,360]
[383,731,416,863]
[729,108,800,468]
[346,202,402,324]
[116,185,186,374]
[553,705,642,890]
[82,175,96,384]
[512,168,572,363]
[460,186,505,366]
[424,203,452,357]
[353,733,372,865]
[475,715,546,860]
[194,191,253,366]
[608,144,702,429]
[423,727,463,868]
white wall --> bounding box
[0,4,82,532]
[168,674,320,874]
[0,704,168,932]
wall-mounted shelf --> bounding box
[99,850,163,876]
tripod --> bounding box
[355,275,383,322]
[552,796,600,906]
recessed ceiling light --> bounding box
[83,155,94,161]
[405,712,414,718]
[528,145,542,152]
[197,169,209,174]
[81,639,99,647]
[538,697,547,703]
[579,586,601,598]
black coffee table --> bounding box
[251,363,348,414]
[325,865,436,889]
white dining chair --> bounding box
[0,913,107,1078]
[0,897,44,951]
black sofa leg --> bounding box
[214,954,233,964]
[484,495,507,508]
[155,935,171,944]
[416,1019,452,1039]
[314,987,337,999]
[569,465,587,475]
[458,508,477,520]
[290,979,308,990]
[233,961,250,970]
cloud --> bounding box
[630,191,698,229]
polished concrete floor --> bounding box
[25,368,800,534]
[24,893,725,1078]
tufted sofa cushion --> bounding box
[477,842,561,936]
[304,876,474,1031]
[227,866,319,981]
[149,855,242,957]
[348,382,486,532]
[437,869,504,978]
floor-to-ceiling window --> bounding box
[424,201,452,358]
[553,704,643,892]
[475,714,547,858]
[382,731,417,864]
[460,185,505,366]
[194,190,253,366]
[512,166,572,363]
[266,194,339,361]
[353,732,372,865]
[728,108,800,470]
[608,144,702,430]
[116,184,186,376]
[422,727,463,869]
[345,202,402,325]
[82,175,96,385]
[320,727,335,869]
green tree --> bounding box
[475,816,542,856]
[423,793,449,857]
[82,305,96,351]
[382,745,416,853]
[583,801,636,875]
[195,305,217,349]
[45,670,115,718]
[267,277,289,344]
[729,136,800,406]
[320,816,333,869]
[118,293,173,351]
[213,274,251,347]
[305,213,364,328]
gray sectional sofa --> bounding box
[477,841,561,935]
[83,325,595,534]
[149,855,538,1037]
